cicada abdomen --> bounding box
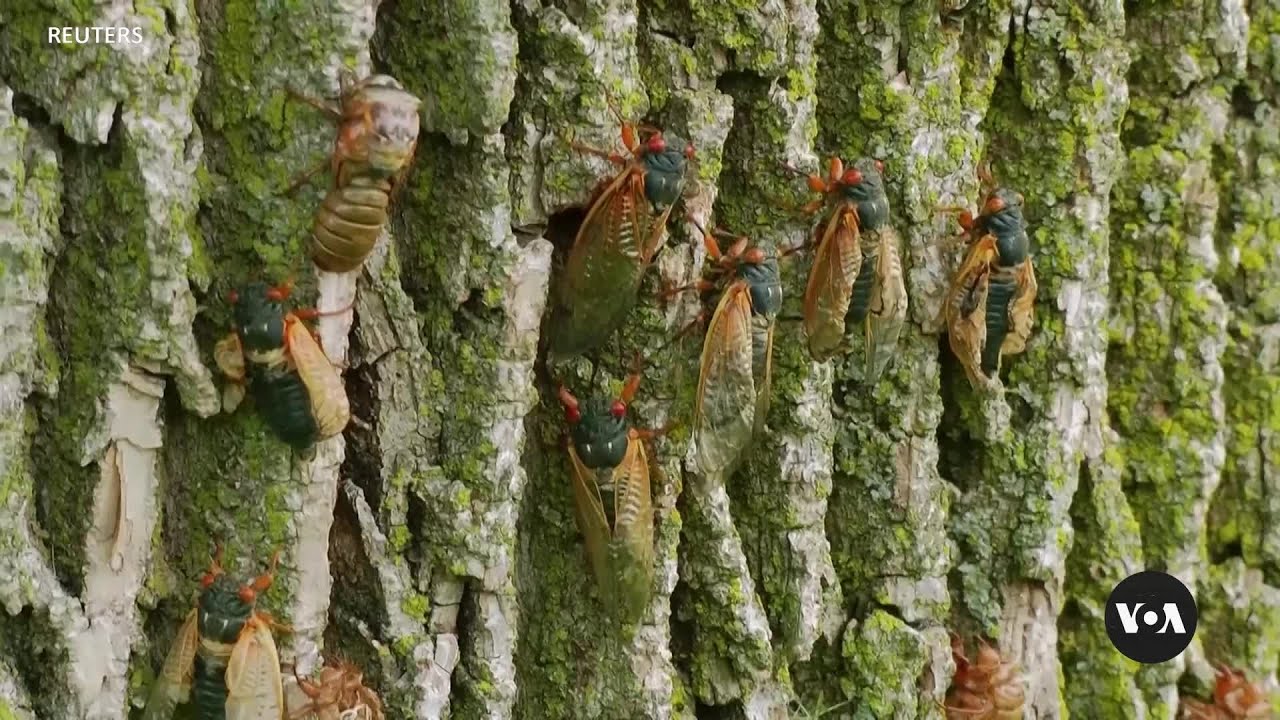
[558,370,656,626]
[943,188,1037,387]
[547,121,696,360]
[691,226,783,477]
[293,73,421,273]
[792,157,906,380]
[944,637,1025,720]
[287,659,384,720]
[142,549,284,720]
[214,282,350,450]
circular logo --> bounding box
[1104,570,1198,663]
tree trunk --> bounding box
[1,0,1277,718]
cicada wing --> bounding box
[863,226,908,383]
[567,446,613,595]
[609,434,654,623]
[944,235,997,386]
[285,317,351,439]
[999,257,1037,357]
[694,281,757,476]
[141,609,199,720]
[225,615,285,720]
[215,333,247,381]
[751,317,775,437]
[804,205,862,362]
[550,169,654,358]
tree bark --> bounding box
[0,0,1277,718]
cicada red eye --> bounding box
[646,134,667,154]
[610,401,626,418]
[684,142,696,159]
[238,586,256,604]
[842,168,863,185]
[875,159,885,174]
[201,572,217,588]
[564,406,581,424]
[266,287,286,302]
[227,290,239,304]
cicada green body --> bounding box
[547,122,695,360]
[943,188,1037,387]
[291,73,421,273]
[214,282,350,450]
[794,157,906,380]
[142,550,284,720]
[558,371,656,625]
[692,228,783,477]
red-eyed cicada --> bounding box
[213,281,351,450]
[557,368,658,625]
[941,187,1038,387]
[286,659,384,720]
[142,548,285,720]
[786,156,907,380]
[289,72,421,273]
[547,120,696,360]
[679,224,783,477]
[943,636,1025,720]
[1180,666,1272,719]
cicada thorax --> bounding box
[560,380,655,626]
[222,282,350,450]
[693,233,782,477]
[306,74,421,274]
[944,187,1037,387]
[547,124,695,359]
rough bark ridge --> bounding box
[0,0,1277,718]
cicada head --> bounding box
[838,157,891,230]
[566,395,631,470]
[196,573,257,644]
[976,188,1025,235]
[641,132,693,212]
[230,282,288,353]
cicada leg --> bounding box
[285,87,343,121]
[283,157,332,196]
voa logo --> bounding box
[1105,570,1198,663]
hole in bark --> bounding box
[695,701,741,719]
[342,331,384,514]
[328,484,387,641]
[715,70,770,97]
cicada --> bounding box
[557,368,657,625]
[687,225,783,477]
[1180,666,1271,719]
[943,636,1025,720]
[286,659,384,720]
[289,72,422,273]
[942,187,1038,387]
[142,548,285,720]
[214,281,351,451]
[789,156,907,380]
[547,120,696,359]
